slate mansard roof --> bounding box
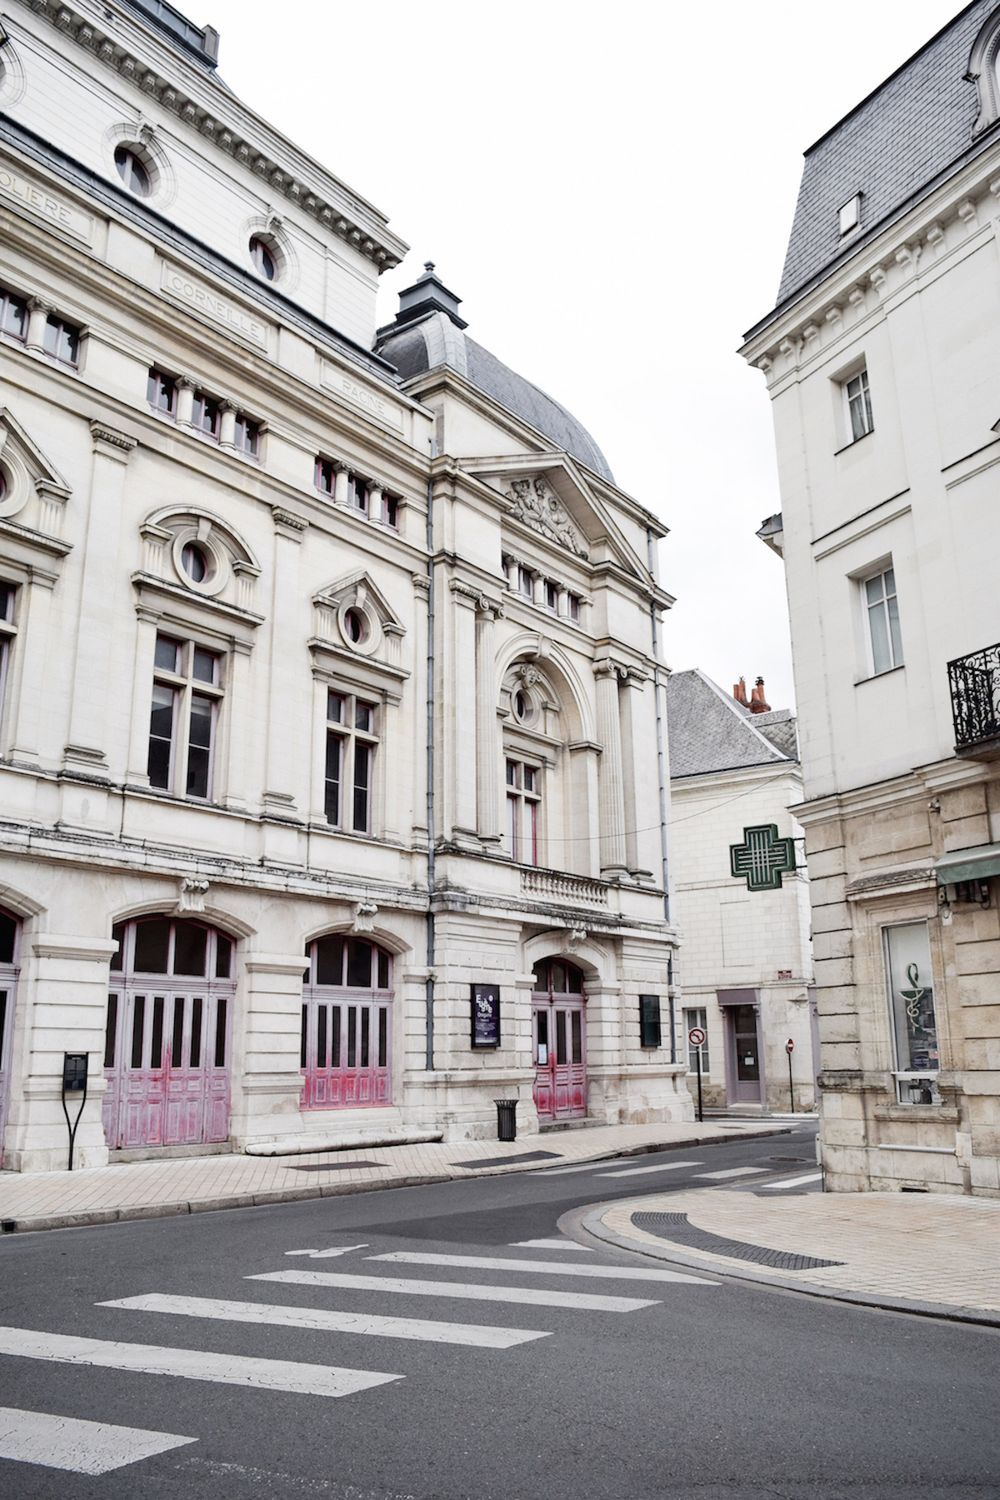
[759,1,997,324]
[666,670,797,780]
[376,268,615,483]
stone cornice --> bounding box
[25,0,405,273]
[741,139,1000,388]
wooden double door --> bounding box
[532,960,587,1122]
[103,917,234,1150]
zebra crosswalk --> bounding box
[0,1230,717,1477]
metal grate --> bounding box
[632,1211,843,1271]
[288,1160,384,1172]
[451,1150,561,1168]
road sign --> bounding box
[688,1027,706,1047]
[785,1038,795,1053]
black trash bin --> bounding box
[494,1097,517,1142]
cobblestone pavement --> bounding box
[592,1186,1000,1322]
[0,1120,784,1233]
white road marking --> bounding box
[695,1167,768,1180]
[100,1294,548,1350]
[368,1253,716,1285]
[596,1161,702,1177]
[0,1406,196,1474]
[284,1245,369,1259]
[0,1326,399,1399]
[761,1172,822,1190]
[509,1238,593,1251]
[250,1270,658,1313]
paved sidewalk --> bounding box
[0,1119,786,1234]
[586,1185,1000,1326]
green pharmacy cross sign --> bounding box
[730,824,796,892]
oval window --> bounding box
[249,235,277,282]
[114,144,151,197]
[181,541,209,583]
[344,607,366,644]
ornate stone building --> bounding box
[0,0,687,1169]
[742,1,1000,1195]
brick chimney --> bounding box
[733,676,750,708]
[750,676,771,714]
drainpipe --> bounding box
[647,526,676,1064]
[424,446,436,1069]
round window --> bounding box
[0,470,7,504]
[249,235,278,282]
[344,607,367,645]
[114,144,151,197]
[512,687,538,726]
[181,541,210,584]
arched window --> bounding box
[103,916,235,1150]
[301,935,392,1109]
[0,907,19,1168]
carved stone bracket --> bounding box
[353,900,378,934]
[178,877,209,914]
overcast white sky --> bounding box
[204,0,958,710]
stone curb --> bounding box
[572,1200,1000,1330]
[0,1126,791,1235]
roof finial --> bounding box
[423,261,435,274]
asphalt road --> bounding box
[1,1125,998,1499]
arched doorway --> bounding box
[0,909,19,1168]
[301,935,392,1108]
[532,958,587,1121]
[103,916,235,1150]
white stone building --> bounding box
[0,0,689,1171]
[667,671,816,1114]
[741,1,1000,1195]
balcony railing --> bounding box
[948,642,1000,756]
[520,868,609,906]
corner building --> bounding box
[0,0,687,1169]
[741,1,1000,1195]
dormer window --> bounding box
[839,194,861,236]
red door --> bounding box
[103,917,234,1150]
[300,935,392,1109]
[0,909,18,1169]
[532,960,587,1122]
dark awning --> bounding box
[935,843,1000,885]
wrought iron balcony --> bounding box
[948,642,1000,757]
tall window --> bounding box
[864,565,903,674]
[148,634,223,799]
[191,392,221,439]
[43,314,80,368]
[684,1007,710,1073]
[844,368,873,441]
[884,923,940,1104]
[147,368,177,415]
[0,287,27,342]
[0,583,16,717]
[506,758,541,865]
[325,689,378,833]
[234,414,260,456]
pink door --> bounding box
[301,935,392,1109]
[103,917,234,1150]
[532,959,587,1122]
[0,909,18,1169]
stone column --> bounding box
[262,508,308,818]
[6,565,57,765]
[25,297,50,353]
[448,582,479,844]
[219,401,237,449]
[175,377,194,427]
[14,933,118,1171]
[595,660,629,879]
[333,462,350,507]
[220,639,253,811]
[231,953,307,1147]
[368,479,384,521]
[125,605,160,783]
[475,594,504,848]
[63,423,137,778]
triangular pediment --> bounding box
[314,570,403,631]
[464,453,647,579]
[0,405,72,549]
